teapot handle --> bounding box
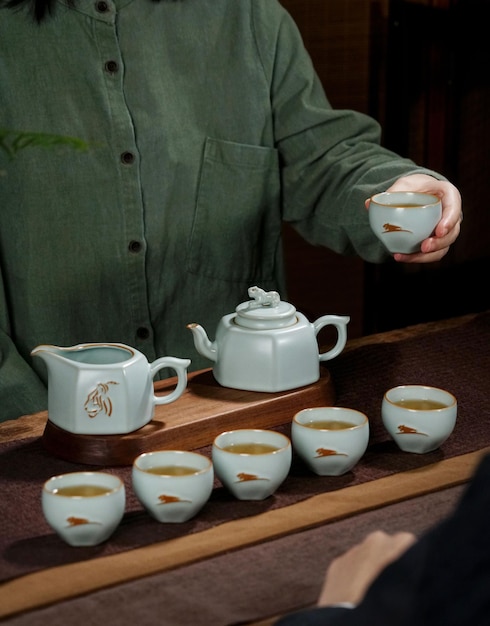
[150,356,191,405]
[313,315,350,362]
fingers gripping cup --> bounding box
[42,471,125,546]
[292,407,369,476]
[132,450,214,523]
[212,429,292,501]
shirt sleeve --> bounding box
[0,269,48,422]
[252,0,446,263]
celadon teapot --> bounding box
[187,286,350,392]
[31,343,191,435]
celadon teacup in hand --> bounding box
[368,191,442,254]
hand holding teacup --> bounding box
[367,174,462,263]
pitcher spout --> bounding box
[31,344,62,361]
[186,323,218,363]
[31,343,76,372]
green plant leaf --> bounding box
[0,129,91,160]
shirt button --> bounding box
[95,1,109,12]
[121,151,135,165]
[136,327,150,340]
[105,60,119,74]
[128,240,142,253]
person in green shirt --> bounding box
[0,0,462,422]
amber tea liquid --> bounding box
[53,484,113,497]
[304,419,356,430]
[222,443,280,454]
[145,465,199,476]
[394,399,448,410]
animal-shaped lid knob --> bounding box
[234,286,297,330]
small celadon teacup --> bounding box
[42,471,125,546]
[291,406,369,476]
[382,384,457,454]
[212,428,292,500]
[132,450,214,523]
[368,191,442,254]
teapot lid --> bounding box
[234,287,296,330]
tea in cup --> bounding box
[368,191,442,254]
[291,407,369,476]
[42,471,125,546]
[132,450,214,523]
[212,429,292,500]
[382,384,457,453]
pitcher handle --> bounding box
[313,315,350,362]
[150,356,191,405]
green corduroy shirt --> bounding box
[0,0,439,421]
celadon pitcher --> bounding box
[187,286,350,392]
[31,343,191,435]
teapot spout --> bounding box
[186,323,218,363]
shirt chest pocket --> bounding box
[187,137,281,284]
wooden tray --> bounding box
[42,366,335,466]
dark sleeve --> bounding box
[276,453,490,626]
[275,606,356,625]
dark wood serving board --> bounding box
[41,367,335,466]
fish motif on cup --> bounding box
[396,425,429,437]
[235,472,269,483]
[65,516,101,527]
[314,448,348,458]
[382,223,412,234]
[157,494,191,504]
